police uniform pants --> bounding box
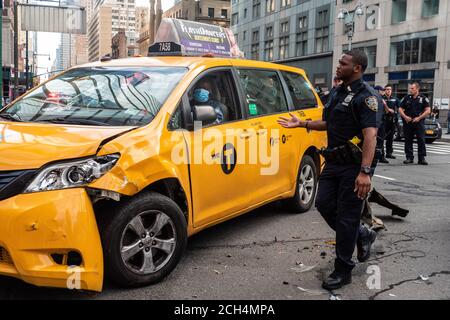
[404,121,427,160]
[315,163,371,274]
[384,119,396,156]
[376,119,386,158]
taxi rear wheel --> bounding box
[100,192,187,288]
[284,155,317,213]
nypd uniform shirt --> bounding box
[400,94,430,120]
[384,96,401,111]
[323,78,383,149]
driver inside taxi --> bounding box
[192,79,227,124]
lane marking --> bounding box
[374,175,396,181]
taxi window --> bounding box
[237,69,288,117]
[281,71,318,110]
[1,67,187,126]
[188,70,241,126]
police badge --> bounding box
[365,96,378,112]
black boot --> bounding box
[322,271,352,290]
[403,159,414,164]
[386,154,396,159]
[379,157,389,164]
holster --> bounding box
[319,141,362,165]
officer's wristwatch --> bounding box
[360,166,371,175]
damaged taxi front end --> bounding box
[0,123,136,292]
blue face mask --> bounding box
[194,88,210,103]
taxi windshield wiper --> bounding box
[0,113,23,122]
[38,118,112,126]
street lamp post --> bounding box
[338,1,365,51]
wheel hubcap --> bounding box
[120,210,176,275]
[298,164,315,205]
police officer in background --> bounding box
[278,49,381,290]
[383,85,401,159]
[399,82,431,165]
[374,86,390,164]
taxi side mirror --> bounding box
[193,105,217,127]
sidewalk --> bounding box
[440,135,450,142]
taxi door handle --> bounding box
[240,130,254,139]
[256,126,267,136]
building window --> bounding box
[281,0,291,8]
[422,0,439,17]
[264,41,274,61]
[251,43,260,60]
[243,8,247,19]
[253,0,261,19]
[315,9,329,53]
[279,36,289,60]
[266,26,273,38]
[391,36,437,65]
[296,15,308,57]
[221,9,228,18]
[252,29,260,60]
[266,0,275,13]
[280,21,289,34]
[392,0,407,24]
[243,31,247,41]
[232,13,239,25]
[252,30,260,43]
[421,37,437,62]
[208,8,215,18]
[348,45,377,68]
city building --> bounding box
[333,0,450,111]
[88,0,137,61]
[2,0,15,102]
[231,0,336,91]
[137,0,231,56]
[136,6,150,55]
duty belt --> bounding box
[318,140,362,165]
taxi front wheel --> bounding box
[100,192,187,288]
[284,155,318,213]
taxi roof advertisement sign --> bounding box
[149,18,242,58]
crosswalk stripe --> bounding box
[393,146,450,153]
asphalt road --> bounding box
[1,139,450,300]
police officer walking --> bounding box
[383,85,401,159]
[278,49,381,290]
[399,82,431,165]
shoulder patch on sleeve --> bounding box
[365,96,378,112]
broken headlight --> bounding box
[24,154,120,193]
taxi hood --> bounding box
[0,122,136,171]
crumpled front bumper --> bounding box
[0,188,103,292]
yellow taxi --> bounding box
[0,19,326,292]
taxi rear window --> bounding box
[1,67,187,127]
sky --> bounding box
[37,0,175,79]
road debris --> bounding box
[420,275,430,281]
[297,286,328,296]
[283,281,289,285]
[291,264,318,273]
[329,294,342,300]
